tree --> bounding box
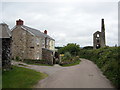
[55,47,63,50]
[58,43,80,56]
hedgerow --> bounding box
[79,47,120,88]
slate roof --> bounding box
[0,23,11,38]
[20,25,54,40]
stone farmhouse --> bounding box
[11,19,55,64]
[93,19,106,49]
[0,23,12,70]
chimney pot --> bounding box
[44,30,47,34]
[16,19,24,25]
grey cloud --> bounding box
[1,1,118,47]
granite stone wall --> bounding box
[42,48,53,65]
[12,27,42,60]
[1,38,11,70]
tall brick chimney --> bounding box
[44,30,47,34]
[16,19,24,25]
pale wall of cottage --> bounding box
[49,40,55,51]
[42,37,55,51]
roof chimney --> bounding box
[44,30,47,34]
[16,19,24,25]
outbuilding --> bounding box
[0,23,12,70]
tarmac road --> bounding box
[34,59,114,88]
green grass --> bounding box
[60,60,80,67]
[2,66,48,88]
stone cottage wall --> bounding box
[12,26,43,60]
[26,32,36,60]
[42,48,53,65]
[26,33,42,60]
[12,27,27,60]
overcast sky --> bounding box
[0,0,119,47]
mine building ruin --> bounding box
[93,19,106,49]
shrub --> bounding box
[79,47,119,88]
[58,43,80,56]
[60,52,80,66]
[63,52,72,60]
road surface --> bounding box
[12,59,114,88]
[33,59,114,88]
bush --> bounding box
[63,52,72,61]
[58,43,80,56]
[60,52,80,66]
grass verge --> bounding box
[2,66,48,88]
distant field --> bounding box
[2,66,47,88]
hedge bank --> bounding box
[79,47,120,88]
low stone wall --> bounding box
[23,59,53,65]
[42,48,53,65]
